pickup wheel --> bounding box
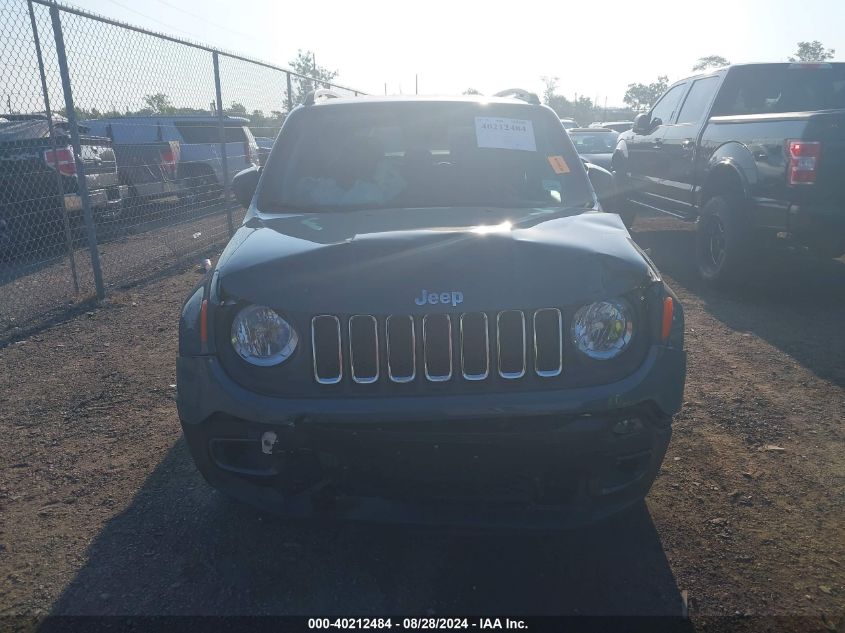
[0,212,30,261]
[696,195,749,283]
[180,165,222,209]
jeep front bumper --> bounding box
[177,345,685,528]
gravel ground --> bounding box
[0,216,843,632]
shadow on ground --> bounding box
[632,221,845,388]
[48,439,685,619]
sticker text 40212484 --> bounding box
[474,117,537,152]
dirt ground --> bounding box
[0,216,843,632]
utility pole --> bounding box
[415,74,418,95]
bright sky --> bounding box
[65,0,845,105]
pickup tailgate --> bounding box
[78,137,120,190]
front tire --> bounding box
[695,195,749,283]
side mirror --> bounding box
[585,162,618,212]
[632,112,651,134]
[232,166,260,208]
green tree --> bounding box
[143,92,174,114]
[789,40,835,62]
[247,109,287,137]
[541,76,559,106]
[623,75,669,111]
[548,95,572,118]
[572,95,595,126]
[693,55,730,71]
[226,102,247,116]
[289,49,339,106]
[540,76,572,118]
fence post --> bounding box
[28,0,79,294]
[286,71,293,113]
[49,3,105,301]
[212,51,233,237]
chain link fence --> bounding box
[0,0,365,339]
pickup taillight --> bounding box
[787,140,821,185]
[159,145,179,177]
[44,146,76,177]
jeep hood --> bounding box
[215,207,656,313]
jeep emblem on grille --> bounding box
[414,289,464,307]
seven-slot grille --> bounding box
[311,310,563,385]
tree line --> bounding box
[60,39,837,133]
[463,81,637,127]
[61,50,338,139]
[463,40,837,126]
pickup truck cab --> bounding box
[613,63,845,282]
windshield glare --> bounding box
[259,103,593,212]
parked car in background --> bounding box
[253,136,275,166]
[590,121,634,133]
[614,62,845,282]
[83,114,259,203]
[559,118,577,130]
[568,127,619,170]
[82,118,184,215]
[0,114,126,259]
[178,91,686,528]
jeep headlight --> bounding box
[231,305,298,366]
[571,299,633,360]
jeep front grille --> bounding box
[311,309,563,385]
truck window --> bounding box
[650,84,687,126]
[84,120,155,144]
[675,76,720,125]
[713,65,845,115]
[175,121,248,144]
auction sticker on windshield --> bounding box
[475,117,536,151]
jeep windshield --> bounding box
[258,101,594,212]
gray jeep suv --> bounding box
[177,92,686,528]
